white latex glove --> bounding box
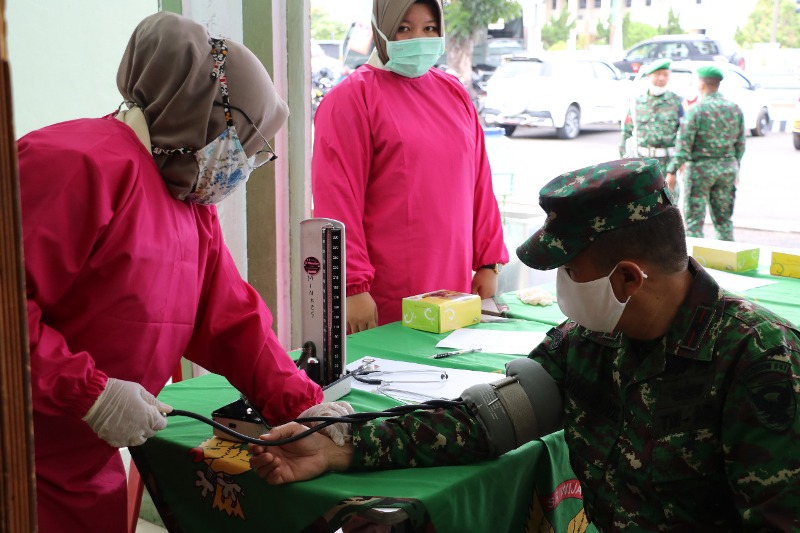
[296,401,354,446]
[82,378,173,448]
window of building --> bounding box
[626,0,632,6]
[646,0,652,5]
[579,0,587,8]
[552,0,557,9]
[595,0,602,6]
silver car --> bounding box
[482,54,630,139]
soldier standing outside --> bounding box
[666,65,745,241]
[620,59,684,198]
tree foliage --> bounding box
[442,0,522,82]
[310,6,347,41]
[443,0,522,41]
[622,12,659,49]
[541,7,576,50]
[657,8,683,35]
[735,0,800,48]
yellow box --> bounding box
[692,241,760,272]
[770,248,800,279]
[402,290,481,333]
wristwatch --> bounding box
[479,263,503,274]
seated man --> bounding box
[249,158,800,531]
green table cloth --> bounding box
[133,321,596,532]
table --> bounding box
[133,321,595,533]
[498,261,800,328]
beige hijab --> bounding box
[372,0,444,64]
[117,12,289,200]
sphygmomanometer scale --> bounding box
[300,218,351,401]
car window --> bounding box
[626,42,659,60]
[494,60,546,79]
[722,71,750,91]
[566,61,594,79]
[593,61,618,79]
[693,41,719,55]
[659,42,690,60]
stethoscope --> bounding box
[347,357,449,385]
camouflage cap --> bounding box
[516,158,674,270]
[643,58,671,75]
[697,65,724,80]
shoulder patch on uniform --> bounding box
[546,327,564,350]
[748,380,796,432]
[744,361,796,432]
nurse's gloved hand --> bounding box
[82,378,173,448]
[295,401,355,446]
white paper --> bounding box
[346,357,504,401]
[435,328,545,356]
[703,268,777,292]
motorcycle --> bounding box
[311,67,335,118]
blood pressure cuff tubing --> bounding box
[460,357,563,457]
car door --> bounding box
[720,69,759,131]
[590,61,629,123]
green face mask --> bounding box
[373,20,445,78]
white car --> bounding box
[482,54,631,138]
[631,61,771,137]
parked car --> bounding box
[614,34,745,78]
[631,61,771,137]
[482,54,630,138]
[794,94,800,150]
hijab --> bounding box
[116,12,289,200]
[372,0,444,64]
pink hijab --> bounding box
[117,12,289,200]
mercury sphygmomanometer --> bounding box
[168,357,564,457]
[167,217,563,453]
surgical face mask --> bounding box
[373,17,445,78]
[649,84,668,96]
[555,263,646,333]
[187,126,253,205]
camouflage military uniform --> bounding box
[619,90,684,183]
[666,92,745,240]
[350,259,800,530]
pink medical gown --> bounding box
[312,65,508,325]
[18,117,322,533]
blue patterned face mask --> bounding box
[187,126,251,205]
[150,38,276,205]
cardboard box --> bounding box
[770,248,800,279]
[402,290,481,333]
[692,241,760,272]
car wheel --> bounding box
[751,108,770,137]
[502,125,517,137]
[556,105,580,139]
[794,132,800,151]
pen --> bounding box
[430,348,482,359]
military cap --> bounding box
[697,64,724,80]
[643,58,671,75]
[516,158,675,270]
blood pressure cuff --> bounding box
[461,357,563,457]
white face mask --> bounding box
[649,84,668,96]
[556,264,646,333]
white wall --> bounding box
[6,0,158,139]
